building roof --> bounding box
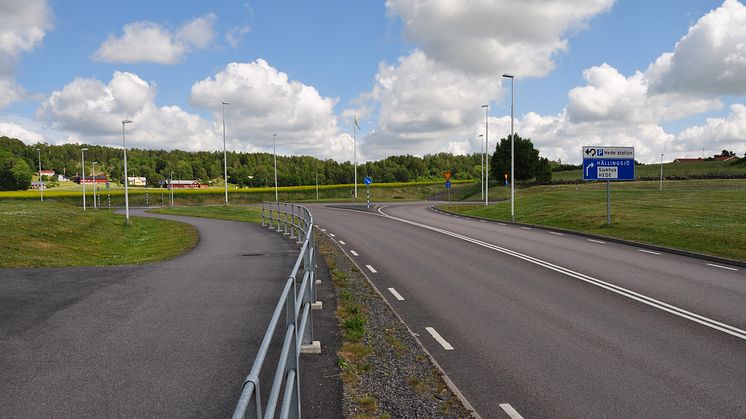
[170,180,200,185]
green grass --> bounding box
[552,160,746,182]
[444,179,746,261]
[150,204,263,223]
[0,200,198,268]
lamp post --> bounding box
[92,161,97,208]
[478,134,484,200]
[502,73,515,222]
[316,173,319,200]
[659,153,664,191]
[81,148,88,210]
[353,115,359,199]
[273,133,278,202]
[481,104,489,206]
[122,120,133,225]
[222,101,230,205]
[36,148,43,202]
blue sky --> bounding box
[1,0,745,164]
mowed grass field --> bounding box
[0,200,198,268]
[445,179,746,261]
[552,159,746,181]
[150,205,263,224]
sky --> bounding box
[1,0,745,164]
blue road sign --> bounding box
[582,146,635,181]
[363,176,372,185]
[445,180,452,188]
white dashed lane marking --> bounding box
[366,265,378,274]
[339,241,346,245]
[638,249,661,255]
[587,239,606,244]
[425,327,454,350]
[388,288,405,301]
[350,250,359,256]
[500,403,524,419]
[707,263,739,271]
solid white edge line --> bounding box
[339,241,346,245]
[426,327,454,350]
[587,239,606,244]
[499,404,524,419]
[638,249,661,255]
[707,263,739,271]
[376,206,746,341]
[366,264,378,274]
[549,231,564,236]
[350,250,359,256]
[388,287,405,301]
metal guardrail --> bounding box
[232,201,320,419]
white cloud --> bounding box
[0,120,43,143]
[190,60,352,159]
[386,0,614,77]
[93,14,216,64]
[226,26,251,49]
[0,0,52,108]
[648,0,746,96]
[37,71,218,150]
[675,103,746,155]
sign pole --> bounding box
[448,184,451,207]
[606,180,611,226]
[366,184,370,210]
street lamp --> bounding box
[273,133,278,202]
[659,153,664,191]
[353,115,360,199]
[222,101,230,205]
[92,161,97,209]
[36,148,43,202]
[81,148,88,211]
[478,134,484,200]
[122,120,133,225]
[502,73,515,222]
[481,104,489,206]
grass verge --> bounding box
[0,200,198,268]
[445,179,746,261]
[149,204,263,223]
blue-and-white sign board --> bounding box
[582,146,635,181]
[363,176,372,185]
[445,180,452,188]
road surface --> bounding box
[308,202,746,418]
[0,209,298,418]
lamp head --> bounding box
[122,119,133,125]
[222,101,230,105]
[81,148,89,151]
[502,73,514,79]
[481,104,488,108]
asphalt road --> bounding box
[308,202,746,418]
[0,209,299,418]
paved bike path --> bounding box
[0,209,299,418]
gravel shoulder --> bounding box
[315,229,474,418]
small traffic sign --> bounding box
[445,180,452,189]
[443,171,452,181]
[363,176,372,185]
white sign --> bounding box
[597,166,618,179]
[582,146,634,159]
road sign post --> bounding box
[582,146,635,225]
[445,179,452,206]
[364,176,372,210]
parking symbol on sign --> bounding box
[597,149,604,156]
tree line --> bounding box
[0,134,554,191]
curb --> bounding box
[431,206,746,269]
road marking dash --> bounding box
[320,228,326,232]
[388,288,405,301]
[329,233,335,237]
[549,231,564,236]
[339,241,346,245]
[499,403,524,419]
[638,249,661,255]
[707,263,739,271]
[497,223,507,226]
[520,227,532,230]
[479,220,487,223]
[587,239,606,244]
[425,327,454,350]
[366,265,378,273]
[350,250,359,256]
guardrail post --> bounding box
[261,201,266,227]
[268,202,273,230]
[283,203,289,235]
[289,205,296,240]
[276,202,283,233]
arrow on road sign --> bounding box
[585,148,596,157]
[585,161,595,177]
